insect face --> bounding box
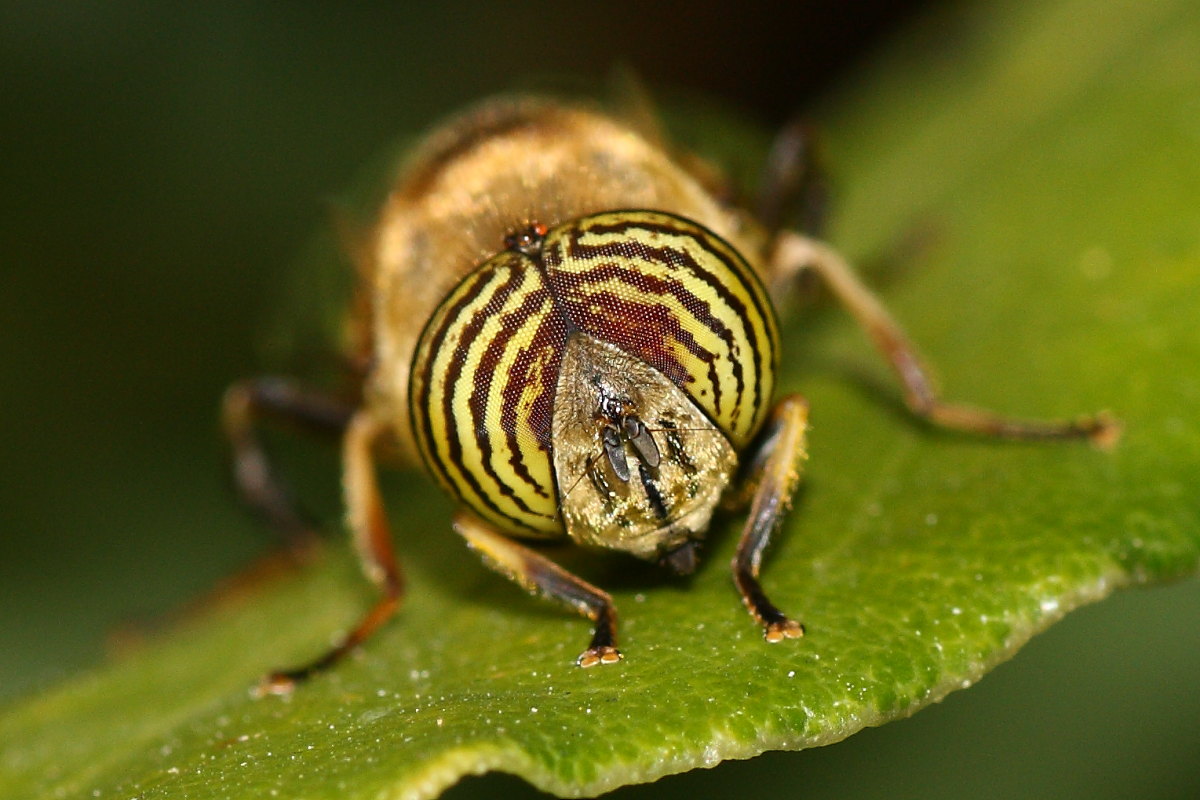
[552,330,737,567]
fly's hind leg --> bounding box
[768,233,1121,447]
[757,118,828,240]
[258,409,403,695]
[732,394,810,642]
[222,376,356,551]
[454,513,622,668]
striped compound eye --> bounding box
[409,211,780,562]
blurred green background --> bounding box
[2,1,1196,798]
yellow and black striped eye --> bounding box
[543,211,779,447]
[408,210,780,536]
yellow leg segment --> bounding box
[257,409,403,695]
[768,232,1121,447]
[732,394,810,642]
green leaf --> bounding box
[3,0,1197,797]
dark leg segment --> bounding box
[768,233,1121,447]
[757,119,829,240]
[454,512,622,668]
[222,376,356,546]
[732,394,810,642]
[257,410,403,695]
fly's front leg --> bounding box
[733,394,810,643]
[454,513,621,668]
[222,376,356,549]
[258,409,403,695]
[769,233,1121,447]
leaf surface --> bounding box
[3,0,1198,797]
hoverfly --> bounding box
[224,96,1116,693]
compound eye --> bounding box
[409,248,562,536]
[544,210,779,450]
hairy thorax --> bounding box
[367,99,761,462]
